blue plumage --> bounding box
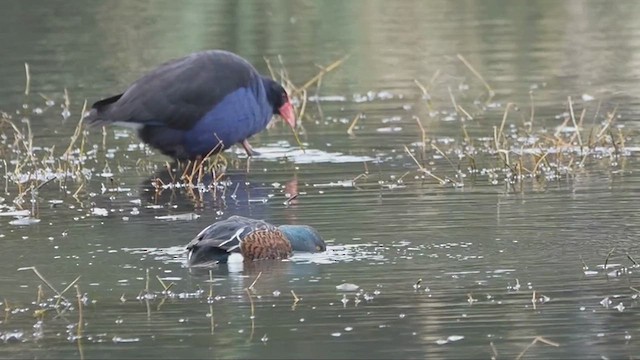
[183,86,271,157]
[84,50,296,160]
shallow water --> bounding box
[2,1,640,359]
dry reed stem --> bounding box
[431,143,458,174]
[352,173,368,184]
[17,266,69,304]
[609,129,619,160]
[413,79,428,95]
[208,270,214,299]
[145,297,151,319]
[75,284,85,360]
[403,145,445,184]
[579,255,588,270]
[515,336,560,360]
[414,72,440,112]
[60,276,82,298]
[596,108,617,140]
[604,247,615,270]
[414,79,432,112]
[245,287,256,341]
[264,57,276,79]
[457,54,495,102]
[457,105,473,120]
[36,284,43,304]
[531,150,550,174]
[63,88,70,109]
[63,100,87,158]
[3,159,8,195]
[447,86,459,116]
[24,63,30,96]
[75,284,83,334]
[413,116,427,151]
[531,290,537,310]
[347,113,362,137]
[156,276,175,292]
[489,341,498,360]
[297,88,308,121]
[429,69,442,85]
[291,290,300,310]
[294,54,350,96]
[528,91,535,131]
[248,271,262,292]
[284,193,299,206]
[290,125,305,152]
[497,103,516,150]
[145,268,150,293]
[567,97,584,153]
[72,182,84,198]
[208,270,215,334]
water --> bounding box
[2,0,640,358]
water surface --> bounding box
[2,1,640,359]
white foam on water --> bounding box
[124,243,385,268]
[289,244,385,264]
[234,144,375,164]
[122,246,186,265]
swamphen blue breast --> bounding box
[186,215,326,266]
[85,50,296,160]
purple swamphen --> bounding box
[186,215,326,266]
[85,50,296,160]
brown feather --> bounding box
[240,229,293,261]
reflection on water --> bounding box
[2,0,640,359]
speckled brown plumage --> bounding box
[240,229,293,261]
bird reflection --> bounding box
[139,161,299,216]
[188,258,323,294]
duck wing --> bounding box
[186,215,275,252]
[186,215,292,262]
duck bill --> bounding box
[278,102,296,129]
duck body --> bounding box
[85,50,295,160]
[186,215,326,266]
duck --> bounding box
[84,50,295,160]
[186,215,326,266]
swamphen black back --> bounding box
[85,50,296,160]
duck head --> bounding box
[278,225,326,252]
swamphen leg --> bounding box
[242,139,261,157]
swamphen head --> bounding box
[263,77,296,129]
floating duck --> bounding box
[186,216,326,266]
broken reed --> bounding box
[265,54,349,151]
[493,99,622,175]
[1,102,93,205]
[408,104,624,189]
[402,55,627,189]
